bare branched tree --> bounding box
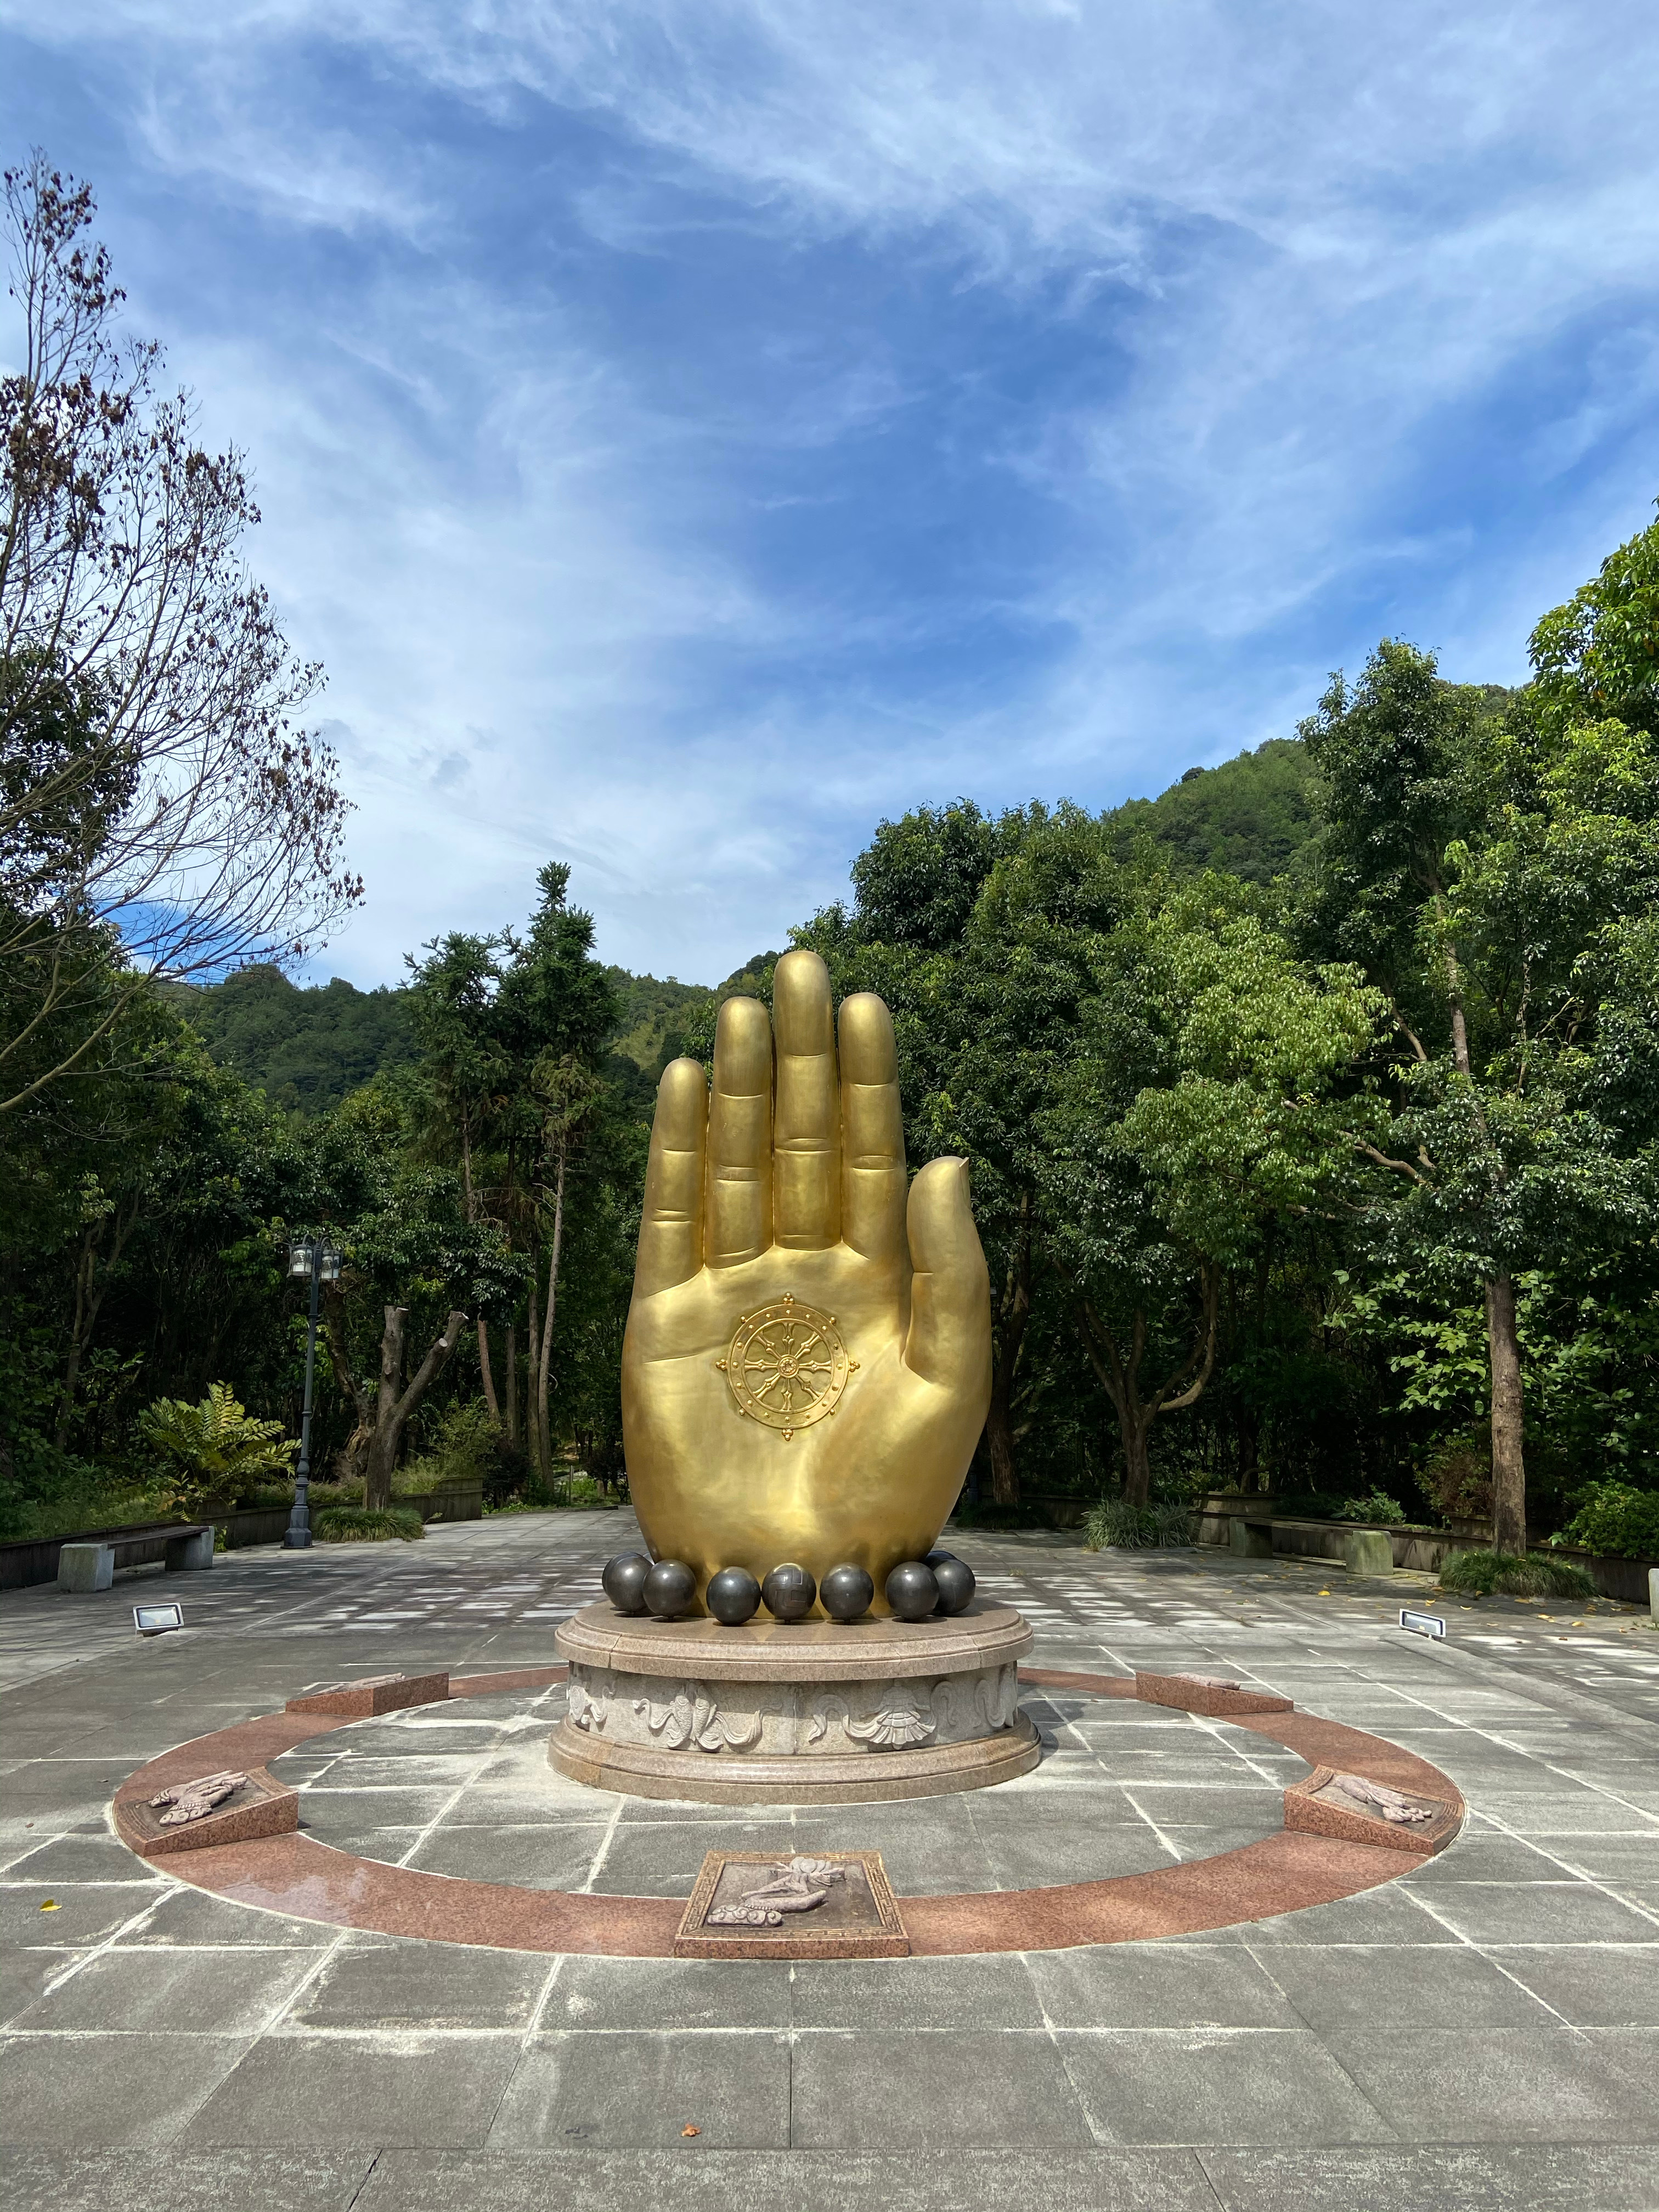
[0,152,362,1111]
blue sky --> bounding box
[4,2,1657,987]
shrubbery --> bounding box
[1438,1548,1596,1599]
[314,1504,424,1542]
[1084,1498,1194,1550]
[1550,1482,1659,1561]
[1276,1489,1410,1525]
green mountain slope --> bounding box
[1106,737,1316,884]
[168,966,417,1113]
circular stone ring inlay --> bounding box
[109,1667,1465,1959]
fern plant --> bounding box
[138,1383,295,1521]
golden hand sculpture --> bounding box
[622,950,991,1612]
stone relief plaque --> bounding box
[115,1763,298,1858]
[674,1848,909,1959]
[1284,1763,1463,1855]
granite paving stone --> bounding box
[0,2029,255,2146]
[2,1507,1655,2203]
[1488,1943,1659,2024]
[1054,2026,1396,2146]
[1025,1942,1304,2030]
[180,2030,526,2147]
[11,1942,325,2034]
[487,2028,792,2149]
[789,2027,1098,2148]
[286,1933,554,2029]
[1322,2023,1659,2141]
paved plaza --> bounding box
[2,1512,1657,2210]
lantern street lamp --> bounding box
[285,1239,342,1550]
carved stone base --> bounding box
[550,1600,1040,1805]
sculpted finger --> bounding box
[634,1057,708,1296]
[706,995,774,1266]
[839,992,906,1265]
[772,949,841,1250]
[903,1156,992,1395]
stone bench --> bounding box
[1228,1516,1274,1560]
[57,1523,215,1593]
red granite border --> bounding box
[106,1663,1463,1958]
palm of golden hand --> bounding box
[621,952,991,1605]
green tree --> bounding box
[804,803,1379,1506]
[1049,878,1380,1504]
[2,156,358,1109]
[494,865,620,1483]
[1300,515,1659,1552]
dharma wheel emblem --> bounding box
[718,1295,856,1440]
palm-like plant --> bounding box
[139,1383,295,1520]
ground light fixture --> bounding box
[285,1239,342,1550]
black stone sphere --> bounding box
[931,1556,977,1615]
[820,1562,875,1622]
[642,1559,697,1619]
[706,1566,762,1626]
[761,1561,816,1622]
[925,1548,957,1569]
[602,1553,652,1615]
[885,1559,940,1621]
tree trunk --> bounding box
[1486,1273,1526,1556]
[985,1356,1020,1506]
[477,1318,499,1423]
[363,1304,469,1509]
[505,1323,518,1450]
[319,1285,373,1483]
[1441,908,1526,1557]
[983,1192,1032,1505]
[525,1269,543,1482]
[1120,1410,1154,1510]
[460,1116,501,1426]
[535,1132,569,1491]
[1077,1269,1220,1511]
[54,1199,139,1451]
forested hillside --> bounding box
[170,735,1328,1113]
[167,967,417,1114]
[5,509,1655,1561]
[1103,736,1317,883]
[170,955,787,1115]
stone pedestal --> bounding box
[1342,1528,1395,1577]
[1229,1519,1273,1559]
[165,1527,215,1572]
[58,1543,114,1593]
[550,1601,1039,1805]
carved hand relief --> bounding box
[1330,1773,1435,1824]
[634,1681,762,1754]
[148,1770,246,1825]
[707,1855,845,1926]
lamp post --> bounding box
[285,1239,341,1550]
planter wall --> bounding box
[1,1478,486,1589]
[1195,1504,1656,1606]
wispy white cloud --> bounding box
[2,0,1656,984]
